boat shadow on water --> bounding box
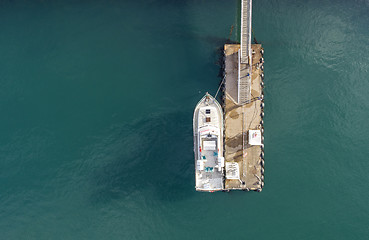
[88,111,195,204]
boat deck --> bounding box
[197,136,223,191]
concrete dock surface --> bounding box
[223,43,264,191]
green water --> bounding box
[1,0,369,239]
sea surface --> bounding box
[1,0,369,239]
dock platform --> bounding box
[223,43,264,191]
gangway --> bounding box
[238,0,252,104]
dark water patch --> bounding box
[87,111,194,205]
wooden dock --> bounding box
[222,43,265,191]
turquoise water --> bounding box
[1,0,369,239]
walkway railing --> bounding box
[240,0,252,64]
[238,0,252,104]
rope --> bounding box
[213,73,263,103]
[214,76,225,99]
[244,96,263,104]
[245,93,264,130]
[252,28,258,44]
[248,94,258,130]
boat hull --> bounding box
[193,93,224,192]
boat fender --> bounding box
[260,120,264,125]
[261,168,264,175]
[260,152,264,159]
[260,65,264,71]
[260,49,264,55]
[261,73,264,79]
[261,102,265,108]
[257,188,262,192]
[261,111,264,118]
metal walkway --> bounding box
[240,0,252,64]
[238,0,252,104]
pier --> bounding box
[222,0,265,191]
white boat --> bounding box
[193,93,224,192]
